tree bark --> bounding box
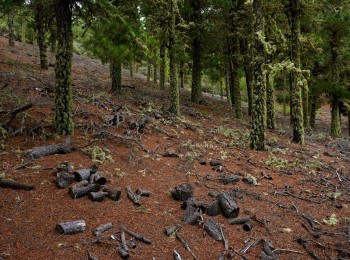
[8,9,15,47]
[54,0,74,135]
[159,44,166,90]
[179,61,185,89]
[153,60,158,83]
[35,1,48,69]
[191,37,202,102]
[290,0,304,144]
[266,73,275,129]
[250,0,266,151]
[330,95,341,137]
[56,220,86,234]
[168,0,180,115]
[110,60,122,93]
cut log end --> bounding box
[56,220,86,234]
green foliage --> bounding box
[83,146,114,164]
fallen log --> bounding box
[117,247,129,259]
[126,185,140,206]
[218,192,240,218]
[0,179,34,190]
[68,183,100,198]
[93,223,113,236]
[103,187,121,201]
[89,191,108,202]
[204,219,222,241]
[120,225,151,244]
[27,139,71,159]
[90,171,106,185]
[56,219,86,234]
[56,172,74,188]
[221,175,240,184]
[74,169,91,182]
[171,183,193,201]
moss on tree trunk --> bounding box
[179,61,184,89]
[110,60,122,93]
[250,0,266,151]
[290,0,304,144]
[266,74,275,130]
[35,1,48,69]
[54,0,74,135]
[330,95,341,137]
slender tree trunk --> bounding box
[266,74,275,129]
[160,44,166,89]
[302,88,309,128]
[330,95,341,137]
[230,38,242,118]
[49,20,57,53]
[244,60,253,116]
[147,63,151,82]
[110,60,122,93]
[168,0,180,115]
[250,0,266,151]
[225,71,232,106]
[35,2,48,69]
[310,92,316,128]
[54,0,74,135]
[129,60,134,78]
[153,60,158,83]
[8,9,15,47]
[290,0,304,144]
[220,79,223,100]
[20,10,26,43]
[179,61,184,88]
[348,112,350,136]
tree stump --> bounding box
[56,220,86,234]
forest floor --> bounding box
[0,36,350,260]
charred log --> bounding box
[171,183,193,201]
[0,179,34,190]
[68,183,100,198]
[89,191,108,202]
[56,219,86,234]
[56,172,74,188]
[204,219,223,241]
[73,169,91,182]
[103,187,121,201]
[93,223,113,236]
[90,171,106,185]
[218,192,240,218]
[27,141,71,159]
[136,188,151,197]
[126,185,140,206]
[228,216,250,225]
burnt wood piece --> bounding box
[197,157,206,165]
[204,219,222,241]
[68,183,100,199]
[206,200,222,216]
[182,198,201,225]
[56,172,74,188]
[121,231,129,253]
[171,183,193,201]
[175,233,198,260]
[120,225,152,244]
[209,159,222,166]
[87,250,98,260]
[164,223,182,237]
[89,191,108,202]
[218,192,240,218]
[117,247,129,259]
[241,238,262,254]
[296,237,319,260]
[228,216,250,225]
[126,185,140,206]
[93,223,113,236]
[0,179,34,190]
[260,251,275,260]
[262,238,276,258]
[89,171,106,185]
[72,180,89,188]
[138,116,150,133]
[127,239,137,249]
[74,168,91,181]
[56,219,86,234]
[27,142,70,159]
[221,175,240,184]
[103,187,121,201]
[243,222,253,231]
[136,188,151,197]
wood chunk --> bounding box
[126,185,140,206]
[204,219,222,241]
[56,162,73,173]
[56,220,86,234]
[27,142,70,159]
[243,222,253,231]
[206,200,222,216]
[171,183,193,201]
[197,157,207,165]
[89,191,108,202]
[117,247,129,259]
[103,187,121,201]
[228,216,250,225]
[209,159,222,166]
[56,172,74,188]
[136,188,151,197]
[121,225,151,244]
[73,168,91,181]
[0,179,34,190]
[182,198,200,225]
[218,192,240,218]
[93,223,113,236]
[221,174,240,184]
[163,152,180,158]
[164,223,182,237]
[90,171,106,185]
[68,183,100,198]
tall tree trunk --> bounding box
[190,0,202,103]
[110,60,122,93]
[129,60,134,78]
[330,95,341,137]
[302,88,309,128]
[168,0,179,115]
[54,0,74,135]
[147,63,151,82]
[266,74,275,129]
[225,71,232,106]
[289,0,304,144]
[310,90,316,128]
[179,61,184,89]
[250,0,266,151]
[230,38,242,118]
[153,60,158,83]
[20,10,26,43]
[35,2,48,69]
[159,44,166,89]
[8,9,15,47]
[348,112,350,136]
[49,20,57,53]
[244,57,253,116]
[220,79,224,100]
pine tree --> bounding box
[34,0,49,69]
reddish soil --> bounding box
[1,37,350,260]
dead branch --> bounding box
[126,185,141,206]
[175,233,198,260]
[1,103,33,129]
[120,225,151,244]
